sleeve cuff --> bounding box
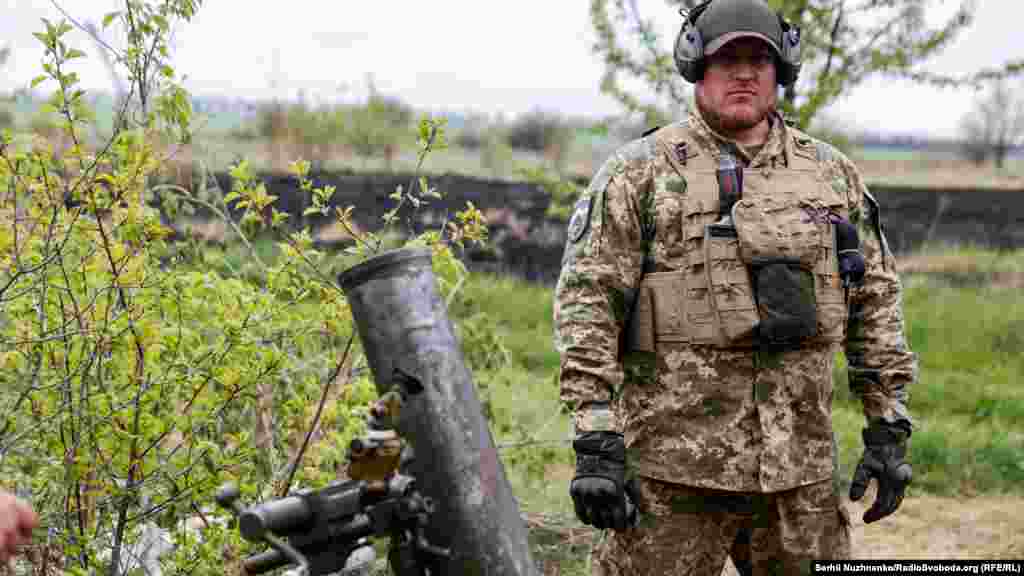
[572,405,621,435]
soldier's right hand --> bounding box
[570,431,638,532]
[0,490,38,563]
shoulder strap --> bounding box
[716,152,742,219]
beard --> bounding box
[696,91,775,136]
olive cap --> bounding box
[698,0,783,57]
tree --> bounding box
[342,77,415,171]
[590,0,1024,130]
[0,45,13,129]
[959,80,1024,169]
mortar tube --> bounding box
[338,248,538,576]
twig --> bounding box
[497,439,571,450]
[278,333,356,497]
[924,193,951,248]
[47,0,124,61]
[149,184,268,270]
[444,272,466,310]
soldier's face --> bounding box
[695,37,778,135]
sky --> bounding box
[2,0,1021,140]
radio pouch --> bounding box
[732,199,829,349]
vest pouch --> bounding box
[732,199,828,349]
[625,272,689,354]
[749,258,817,348]
[703,223,759,346]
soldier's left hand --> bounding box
[0,490,37,563]
[849,422,912,524]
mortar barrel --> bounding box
[339,247,537,576]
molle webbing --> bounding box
[624,127,850,352]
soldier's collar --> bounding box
[691,109,787,167]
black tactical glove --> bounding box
[849,422,912,524]
[571,431,639,531]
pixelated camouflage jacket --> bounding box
[553,110,917,492]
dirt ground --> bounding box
[845,492,1024,560]
[716,490,1024,575]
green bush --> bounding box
[507,109,573,155]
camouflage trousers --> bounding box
[593,477,851,576]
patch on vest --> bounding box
[567,196,593,243]
[675,141,691,165]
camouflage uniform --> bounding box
[554,110,916,575]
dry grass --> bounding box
[896,248,1024,289]
[856,157,1024,190]
[848,491,1024,560]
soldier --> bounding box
[553,0,916,574]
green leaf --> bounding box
[31,32,50,48]
[102,11,121,28]
[271,210,289,227]
[30,75,48,89]
[64,48,86,60]
[320,184,336,201]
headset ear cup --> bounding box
[777,17,802,86]
[674,20,703,83]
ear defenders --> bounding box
[673,0,802,86]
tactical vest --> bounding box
[626,122,849,352]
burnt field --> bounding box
[173,170,1024,284]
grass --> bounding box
[898,242,1024,275]
[453,274,587,573]
[871,250,1024,496]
